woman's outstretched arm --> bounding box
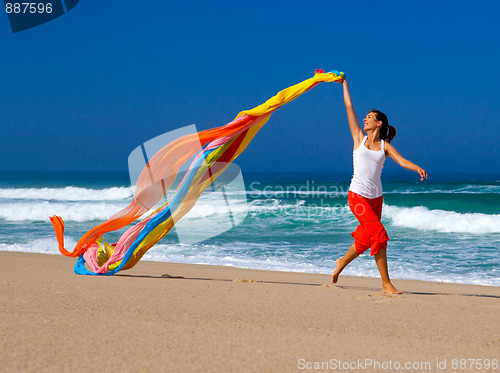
[340,79,364,148]
[385,142,428,181]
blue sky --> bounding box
[0,1,499,174]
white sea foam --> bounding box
[143,242,337,274]
[0,237,75,255]
[178,202,249,221]
[0,183,498,204]
[0,201,130,222]
[0,186,134,201]
[141,242,500,287]
[385,185,500,194]
[247,199,500,235]
[384,205,500,234]
[0,190,249,223]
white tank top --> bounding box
[349,136,386,198]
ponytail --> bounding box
[369,109,396,143]
[385,124,396,143]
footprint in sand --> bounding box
[161,274,185,279]
[233,278,255,283]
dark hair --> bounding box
[369,109,396,143]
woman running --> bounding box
[332,78,427,294]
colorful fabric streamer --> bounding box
[50,69,344,275]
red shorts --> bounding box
[348,191,389,256]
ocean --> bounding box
[0,171,499,286]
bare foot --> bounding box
[383,283,403,294]
[332,258,342,284]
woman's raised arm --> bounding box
[341,79,364,148]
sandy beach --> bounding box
[1,251,499,372]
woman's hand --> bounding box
[416,167,428,181]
